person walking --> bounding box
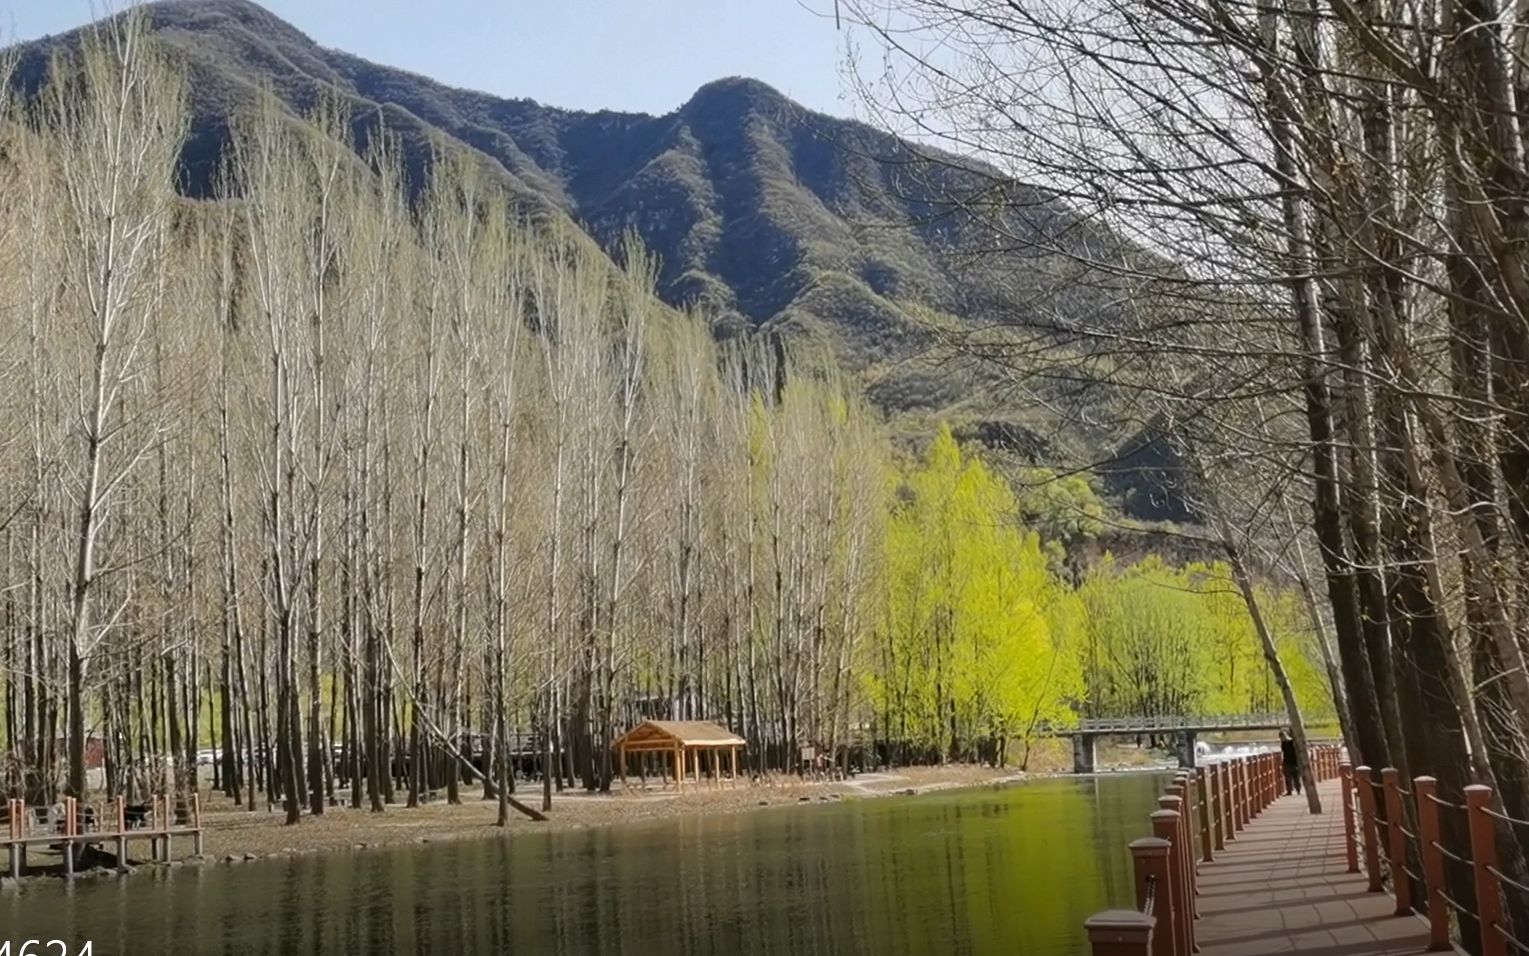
[1279,729,1301,796]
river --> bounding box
[3,772,1168,955]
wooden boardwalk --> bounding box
[1196,779,1431,955]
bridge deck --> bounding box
[1063,714,1290,735]
[1196,779,1430,955]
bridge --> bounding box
[1059,713,1288,773]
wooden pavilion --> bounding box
[613,720,746,790]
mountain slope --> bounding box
[12,0,1159,494]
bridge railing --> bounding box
[1082,743,1345,955]
[1075,713,1289,734]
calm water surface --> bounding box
[4,773,1167,956]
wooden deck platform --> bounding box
[1196,779,1432,955]
[5,794,204,879]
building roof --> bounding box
[613,720,746,750]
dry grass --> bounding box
[197,763,1027,859]
[192,740,1170,861]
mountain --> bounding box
[12,0,1169,508]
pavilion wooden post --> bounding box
[1466,785,1507,956]
[1340,762,1359,873]
[674,745,683,792]
[1354,766,1383,892]
[730,746,738,786]
[1413,777,1450,952]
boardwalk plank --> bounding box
[1196,779,1432,956]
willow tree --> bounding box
[877,427,1081,763]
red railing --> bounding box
[1083,744,1345,955]
[1340,762,1529,955]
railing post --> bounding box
[6,798,18,882]
[193,793,204,857]
[1243,756,1254,823]
[1381,768,1410,915]
[1355,765,1383,892]
[1231,758,1244,831]
[1196,766,1214,863]
[152,794,163,862]
[1250,755,1262,817]
[1466,785,1506,956]
[1218,760,1233,843]
[1412,777,1450,952]
[115,795,128,874]
[1085,911,1156,956]
[62,796,76,879]
[1340,762,1359,873]
[1152,809,1192,956]
[1168,775,1198,876]
[1158,793,1198,923]
[1131,837,1176,956]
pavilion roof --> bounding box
[613,720,746,750]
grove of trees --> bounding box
[842,0,1529,939]
[0,13,1328,829]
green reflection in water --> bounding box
[3,773,1168,955]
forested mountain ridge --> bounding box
[11,0,1142,477]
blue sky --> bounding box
[4,0,853,117]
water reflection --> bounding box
[4,774,1167,955]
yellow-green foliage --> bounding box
[1078,556,1334,721]
[871,426,1085,756]
[870,426,1333,762]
